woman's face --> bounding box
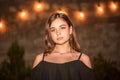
[49,18,72,45]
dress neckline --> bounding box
[32,58,93,71]
[41,59,93,70]
[42,59,79,65]
[42,52,83,63]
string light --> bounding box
[56,7,68,15]
[79,12,85,18]
[0,20,6,33]
[18,10,29,20]
[57,10,67,14]
[74,11,86,21]
[109,1,118,12]
[98,7,103,12]
[95,3,105,15]
[0,0,119,32]
[34,1,45,12]
[21,12,26,17]
[0,22,3,28]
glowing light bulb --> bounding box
[74,11,86,21]
[98,6,103,13]
[112,4,117,9]
[0,20,6,32]
[34,2,44,12]
[109,1,118,12]
[0,22,3,28]
[36,4,42,9]
[79,12,84,18]
[56,8,68,15]
[58,10,66,14]
[18,10,28,20]
[95,3,105,15]
[21,11,26,17]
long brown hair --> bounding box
[44,13,81,55]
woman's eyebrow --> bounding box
[49,24,67,29]
[59,24,67,27]
[49,27,55,29]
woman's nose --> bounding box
[56,29,61,35]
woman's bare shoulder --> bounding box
[80,53,92,69]
[32,53,44,68]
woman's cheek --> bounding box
[63,31,70,37]
[51,33,57,41]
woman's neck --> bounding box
[53,43,72,54]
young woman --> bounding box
[31,13,96,80]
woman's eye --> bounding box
[50,29,55,32]
[61,27,66,29]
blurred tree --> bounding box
[93,52,120,80]
[0,40,30,80]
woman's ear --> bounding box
[70,26,72,35]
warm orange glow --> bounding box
[95,4,105,15]
[0,20,6,32]
[79,12,85,18]
[34,2,44,12]
[21,12,26,17]
[74,11,85,21]
[0,22,3,28]
[98,7,103,12]
[57,10,67,14]
[109,1,118,12]
[56,8,68,15]
[18,10,29,20]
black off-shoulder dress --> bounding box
[31,53,96,80]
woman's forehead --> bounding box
[50,18,68,27]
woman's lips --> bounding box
[57,37,63,40]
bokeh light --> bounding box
[95,3,105,15]
[74,11,86,21]
[79,12,85,18]
[56,7,68,15]
[0,20,6,33]
[34,2,45,12]
[18,10,29,20]
[109,1,118,12]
